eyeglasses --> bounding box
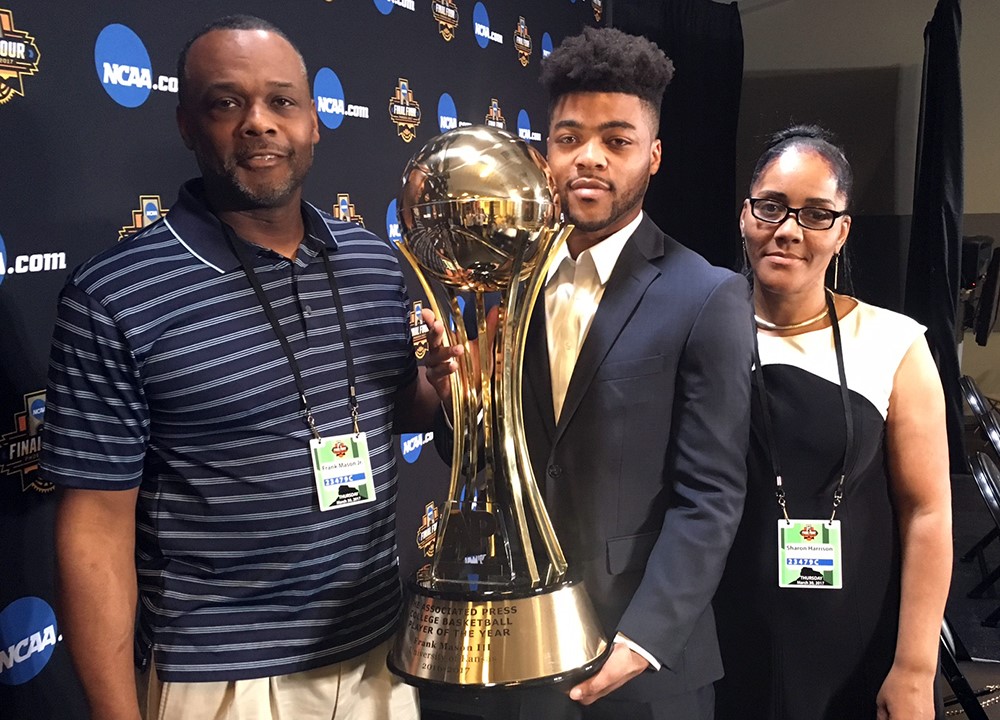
[747,198,847,231]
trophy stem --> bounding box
[392,243,477,577]
[475,293,495,494]
[491,278,541,587]
[505,225,575,580]
[449,292,479,494]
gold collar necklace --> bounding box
[754,306,830,331]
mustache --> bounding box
[567,176,613,191]
[233,143,294,162]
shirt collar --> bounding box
[161,179,339,273]
[546,210,644,287]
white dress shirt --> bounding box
[545,211,644,421]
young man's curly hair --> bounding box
[539,27,675,125]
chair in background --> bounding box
[941,615,990,720]
[959,376,1000,569]
[967,451,1000,627]
[960,375,1000,460]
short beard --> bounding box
[564,172,650,234]
[201,145,313,211]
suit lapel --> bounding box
[554,219,664,444]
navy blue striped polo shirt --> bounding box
[41,180,418,682]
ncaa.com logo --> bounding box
[373,0,416,13]
[473,3,503,48]
[542,32,554,59]
[386,199,402,245]
[94,24,177,108]
[0,232,67,288]
[517,109,541,143]
[401,432,434,463]
[314,68,370,130]
[437,93,472,133]
[0,597,62,686]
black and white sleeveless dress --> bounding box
[714,300,925,720]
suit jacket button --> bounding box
[547,464,563,479]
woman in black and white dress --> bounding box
[714,125,952,720]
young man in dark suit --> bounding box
[518,27,753,719]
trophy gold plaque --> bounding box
[388,126,610,688]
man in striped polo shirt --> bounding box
[41,15,458,720]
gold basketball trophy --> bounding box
[388,126,610,688]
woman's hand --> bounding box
[876,664,937,720]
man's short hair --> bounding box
[176,15,307,106]
[539,27,675,126]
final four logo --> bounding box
[0,9,40,105]
[592,0,603,22]
[1,390,49,493]
[389,77,421,143]
[334,194,365,227]
[409,300,429,359]
[485,98,506,129]
[513,17,532,67]
[432,0,458,42]
[119,195,167,240]
[415,501,440,557]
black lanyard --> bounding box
[223,223,359,439]
[752,290,855,523]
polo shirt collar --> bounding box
[162,178,339,274]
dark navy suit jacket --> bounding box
[520,215,753,710]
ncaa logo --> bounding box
[143,199,159,223]
[29,398,44,425]
[542,32,554,59]
[314,68,370,129]
[386,199,402,245]
[473,3,503,48]
[438,92,458,132]
[94,24,152,108]
[119,195,167,241]
[517,109,541,143]
[0,597,61,686]
[373,0,416,13]
[400,432,433,463]
[314,68,345,129]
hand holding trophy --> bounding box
[388,126,610,688]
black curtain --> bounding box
[904,0,965,472]
[609,0,744,269]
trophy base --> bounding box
[388,577,611,689]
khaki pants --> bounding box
[140,637,418,720]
